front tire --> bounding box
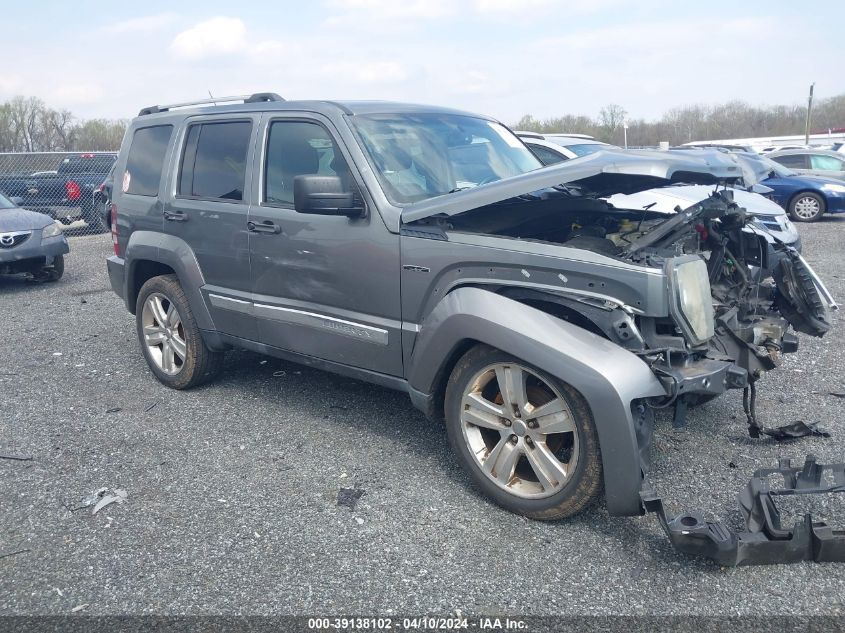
[42,254,64,282]
[444,345,603,520]
[135,274,223,389]
[788,192,825,222]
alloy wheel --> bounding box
[141,293,187,375]
[459,362,579,499]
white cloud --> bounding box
[106,12,179,34]
[473,0,552,12]
[170,17,249,60]
[326,0,454,19]
[321,61,409,84]
[48,82,105,107]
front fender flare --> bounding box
[407,287,667,516]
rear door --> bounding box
[245,114,403,376]
[162,114,260,339]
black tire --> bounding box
[81,199,108,234]
[444,344,603,520]
[45,254,64,282]
[788,191,826,222]
[135,274,223,389]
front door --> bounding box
[247,115,403,376]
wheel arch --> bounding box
[124,231,216,331]
[407,286,666,516]
[788,189,827,213]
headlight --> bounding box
[666,257,715,345]
[822,183,845,194]
[42,222,63,238]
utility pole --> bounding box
[804,83,815,145]
[623,119,628,149]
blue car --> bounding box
[734,152,845,222]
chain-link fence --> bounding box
[0,151,117,236]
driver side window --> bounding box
[264,120,350,206]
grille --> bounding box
[0,232,31,249]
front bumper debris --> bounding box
[641,455,845,566]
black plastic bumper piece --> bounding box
[641,455,845,566]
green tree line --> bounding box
[513,93,845,146]
[0,96,127,152]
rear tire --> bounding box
[788,192,825,222]
[135,274,223,389]
[444,344,603,520]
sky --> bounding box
[1,0,843,124]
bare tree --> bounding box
[514,93,845,147]
[73,119,127,151]
[598,104,627,143]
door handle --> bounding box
[163,210,188,222]
[247,220,282,234]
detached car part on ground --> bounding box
[107,99,839,566]
[0,192,68,281]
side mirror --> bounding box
[293,175,364,218]
[10,196,24,206]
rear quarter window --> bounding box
[124,125,174,197]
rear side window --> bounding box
[179,121,252,201]
[772,154,809,169]
[125,126,173,197]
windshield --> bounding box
[0,192,16,209]
[350,113,542,204]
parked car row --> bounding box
[0,152,117,234]
[517,132,845,223]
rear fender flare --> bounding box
[407,287,667,516]
[124,231,215,331]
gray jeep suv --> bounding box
[107,94,836,539]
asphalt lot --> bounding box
[1,218,844,617]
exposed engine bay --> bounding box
[412,186,837,427]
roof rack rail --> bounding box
[138,92,285,116]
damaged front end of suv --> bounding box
[397,147,839,565]
[621,186,836,432]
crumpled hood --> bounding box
[402,148,743,223]
[0,206,55,232]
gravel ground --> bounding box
[1,218,844,618]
